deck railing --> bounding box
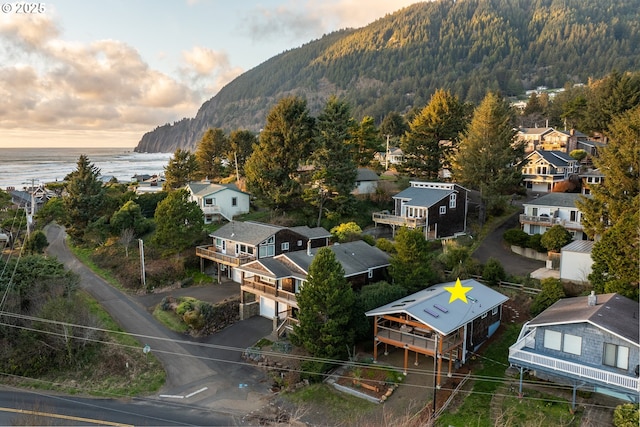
[195,246,255,266]
[372,212,426,228]
[241,278,298,305]
[519,215,583,231]
[509,334,639,392]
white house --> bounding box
[559,240,594,283]
[520,150,578,192]
[186,181,250,223]
[520,193,589,240]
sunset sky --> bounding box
[0,0,418,148]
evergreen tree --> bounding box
[577,106,640,299]
[163,149,199,191]
[195,128,229,181]
[452,91,523,201]
[228,129,257,175]
[389,227,438,293]
[401,89,467,180]
[291,247,355,360]
[245,96,315,210]
[152,189,204,253]
[63,155,106,241]
[110,200,151,237]
[351,116,382,167]
[304,96,357,225]
[583,70,640,134]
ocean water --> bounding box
[0,147,173,191]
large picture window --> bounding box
[603,343,629,370]
[562,334,582,356]
[543,330,561,351]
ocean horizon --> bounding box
[0,147,173,191]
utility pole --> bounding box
[23,178,39,237]
[385,134,390,171]
[139,239,146,289]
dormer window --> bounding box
[449,193,457,208]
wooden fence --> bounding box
[444,272,542,295]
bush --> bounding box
[176,298,197,316]
[375,237,396,254]
[330,222,362,242]
[530,278,565,316]
[483,258,506,286]
[541,225,573,252]
[613,403,639,427]
[527,234,546,252]
[503,229,529,247]
[299,360,330,383]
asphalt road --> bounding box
[43,223,274,419]
[472,203,545,277]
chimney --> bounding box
[307,239,312,256]
[587,291,597,307]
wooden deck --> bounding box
[196,246,255,267]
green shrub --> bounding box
[176,298,196,316]
[483,258,506,286]
[541,225,572,252]
[361,234,375,246]
[527,233,546,252]
[375,237,396,254]
[503,228,529,247]
[299,360,330,383]
[530,278,565,316]
[613,403,639,427]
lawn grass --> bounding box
[497,388,581,427]
[436,323,520,427]
[284,383,377,423]
[153,304,190,333]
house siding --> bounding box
[467,308,502,351]
[532,323,639,378]
[273,229,311,255]
[426,191,466,238]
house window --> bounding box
[297,240,303,247]
[205,198,214,206]
[367,268,373,279]
[449,193,457,208]
[492,307,498,316]
[281,242,289,251]
[543,330,562,351]
[215,238,223,248]
[439,206,446,215]
[481,312,488,319]
[231,197,237,207]
[603,343,629,369]
[259,236,275,258]
[563,334,582,356]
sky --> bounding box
[0,0,419,148]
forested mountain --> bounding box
[135,0,640,153]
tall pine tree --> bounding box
[291,247,355,360]
[63,155,105,242]
[195,128,229,181]
[245,96,315,210]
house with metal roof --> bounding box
[365,279,508,386]
[559,240,594,283]
[520,150,579,192]
[185,181,250,223]
[196,221,331,283]
[520,192,589,240]
[236,240,390,334]
[372,181,469,239]
[508,293,639,407]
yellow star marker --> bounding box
[444,278,473,304]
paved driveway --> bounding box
[472,203,545,278]
[44,223,273,417]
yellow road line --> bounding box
[0,406,133,427]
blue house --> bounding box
[508,292,639,406]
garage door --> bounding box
[260,296,275,319]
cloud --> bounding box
[0,13,201,134]
[180,46,244,99]
[241,0,418,42]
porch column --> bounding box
[372,317,379,363]
[436,335,444,387]
[403,346,409,375]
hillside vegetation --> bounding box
[135,0,640,153]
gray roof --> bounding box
[238,257,305,280]
[561,240,594,253]
[579,168,605,178]
[187,182,247,197]
[289,225,332,240]
[393,187,452,208]
[356,168,380,182]
[365,279,509,336]
[282,240,391,277]
[212,221,284,245]
[519,127,554,136]
[524,192,587,208]
[527,293,639,346]
[525,150,575,167]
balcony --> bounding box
[519,215,583,231]
[509,332,639,393]
[372,212,426,228]
[201,205,222,215]
[373,324,461,356]
[196,246,255,267]
[241,277,298,307]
